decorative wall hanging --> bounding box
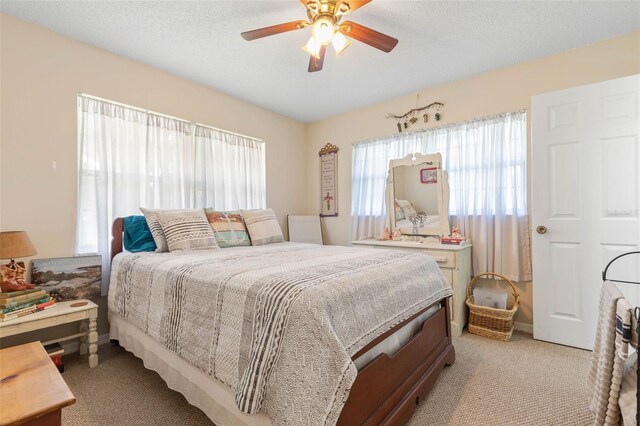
[319,143,339,217]
[386,94,444,132]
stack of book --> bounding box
[440,236,465,245]
[0,288,55,322]
[44,342,65,373]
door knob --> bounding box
[536,225,548,234]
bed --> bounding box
[109,218,455,425]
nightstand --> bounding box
[0,299,99,368]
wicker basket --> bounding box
[466,272,520,341]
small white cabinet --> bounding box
[352,240,472,337]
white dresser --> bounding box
[352,239,472,337]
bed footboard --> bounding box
[338,298,454,425]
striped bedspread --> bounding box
[108,242,451,425]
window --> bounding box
[76,95,266,293]
[351,110,531,281]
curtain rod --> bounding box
[352,109,527,146]
[78,93,263,143]
[194,122,263,143]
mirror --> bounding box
[386,152,450,237]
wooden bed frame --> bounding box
[111,218,455,425]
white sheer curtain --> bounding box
[76,96,265,293]
[194,126,266,210]
[351,110,531,281]
[145,115,195,208]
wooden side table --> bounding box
[0,342,76,426]
[0,300,99,368]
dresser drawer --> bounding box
[423,250,456,268]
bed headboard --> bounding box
[111,218,124,262]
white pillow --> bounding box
[241,209,284,246]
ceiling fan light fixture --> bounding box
[303,36,322,59]
[240,0,396,73]
[331,31,351,56]
[312,17,335,45]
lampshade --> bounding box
[0,231,37,260]
[331,32,351,56]
[303,36,322,59]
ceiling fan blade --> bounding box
[308,45,327,73]
[345,0,372,12]
[339,21,398,52]
[241,20,308,41]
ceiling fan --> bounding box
[241,0,398,72]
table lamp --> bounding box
[0,231,37,292]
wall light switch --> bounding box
[52,160,57,171]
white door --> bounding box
[532,74,640,350]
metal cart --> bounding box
[602,251,640,425]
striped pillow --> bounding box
[155,210,218,252]
[204,209,251,248]
[140,208,189,252]
[396,199,418,218]
[241,209,284,246]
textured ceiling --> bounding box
[2,1,640,122]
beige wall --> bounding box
[0,14,308,338]
[306,31,640,325]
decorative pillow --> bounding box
[394,202,406,221]
[241,209,284,246]
[204,209,251,248]
[396,199,417,218]
[123,215,156,252]
[155,210,218,252]
[140,208,189,252]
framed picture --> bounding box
[31,255,101,301]
[420,167,438,184]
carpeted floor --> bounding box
[61,331,594,425]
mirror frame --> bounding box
[385,152,451,237]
